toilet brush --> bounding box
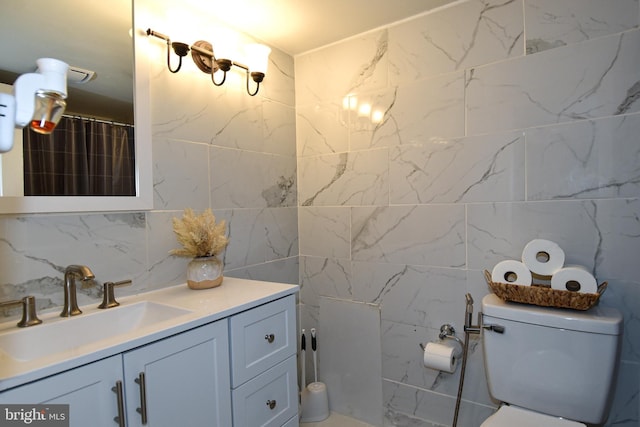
[311,328,318,382]
[300,327,329,422]
[301,329,306,390]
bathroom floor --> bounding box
[301,412,375,427]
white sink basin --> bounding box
[0,301,192,362]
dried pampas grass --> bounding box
[170,208,229,258]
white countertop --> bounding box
[0,278,298,391]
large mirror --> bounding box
[0,0,152,213]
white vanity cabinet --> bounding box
[0,320,230,427]
[0,280,299,427]
[230,294,298,427]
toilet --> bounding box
[480,294,623,426]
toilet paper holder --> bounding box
[438,324,464,347]
[419,324,464,351]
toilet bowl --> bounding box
[481,405,585,427]
[481,294,623,426]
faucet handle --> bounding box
[98,280,132,309]
[0,296,42,328]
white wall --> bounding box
[295,0,640,425]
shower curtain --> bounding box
[23,116,135,196]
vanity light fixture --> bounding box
[146,28,271,96]
[0,58,69,153]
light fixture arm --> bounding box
[232,62,262,96]
[146,29,189,73]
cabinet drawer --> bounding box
[281,415,300,427]
[230,295,296,387]
[232,355,297,427]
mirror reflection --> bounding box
[0,0,135,198]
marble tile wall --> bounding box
[295,0,640,426]
[0,0,298,317]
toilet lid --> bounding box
[481,406,585,427]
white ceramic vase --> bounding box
[186,256,223,290]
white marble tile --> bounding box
[467,199,640,282]
[526,114,640,200]
[365,72,466,149]
[262,46,295,107]
[348,89,397,151]
[593,199,640,281]
[381,321,433,385]
[389,0,524,84]
[210,147,296,208]
[604,360,640,426]
[319,297,383,426]
[153,71,266,151]
[299,207,351,258]
[208,89,265,151]
[383,409,441,427]
[150,62,229,145]
[215,208,267,270]
[214,208,298,272]
[262,100,296,157]
[390,131,525,204]
[0,213,146,308]
[352,263,467,329]
[225,257,299,285]
[383,379,495,427]
[525,0,639,54]
[262,207,298,261]
[597,278,640,362]
[351,205,466,268]
[467,30,640,134]
[144,211,191,292]
[295,30,389,106]
[298,148,389,207]
[299,256,352,308]
[152,138,210,210]
[215,207,296,272]
[296,102,349,157]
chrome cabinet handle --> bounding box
[112,381,126,427]
[135,372,148,425]
[264,333,275,343]
[266,399,277,410]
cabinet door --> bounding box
[123,320,231,427]
[0,355,123,427]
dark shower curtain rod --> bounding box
[62,114,134,128]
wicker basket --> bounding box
[483,270,607,311]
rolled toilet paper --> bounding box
[491,260,533,286]
[551,265,598,294]
[521,239,565,277]
[423,341,459,373]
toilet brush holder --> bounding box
[300,382,329,423]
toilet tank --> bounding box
[481,294,623,425]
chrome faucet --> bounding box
[61,265,95,317]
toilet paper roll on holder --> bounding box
[419,324,464,351]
